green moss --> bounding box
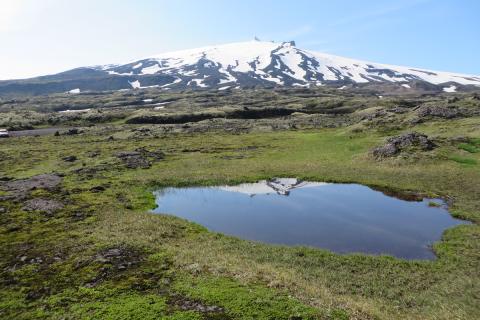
[46,288,174,320]
[174,274,321,320]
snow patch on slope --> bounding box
[141,64,161,75]
[443,85,457,93]
[129,80,141,89]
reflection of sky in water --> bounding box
[152,180,468,260]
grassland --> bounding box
[0,89,479,319]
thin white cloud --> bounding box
[328,0,432,28]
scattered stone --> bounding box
[135,147,165,160]
[448,136,469,143]
[85,246,143,287]
[3,174,62,194]
[390,106,409,114]
[90,185,107,193]
[131,127,153,137]
[22,198,64,214]
[71,212,88,221]
[361,109,387,120]
[115,148,164,169]
[62,155,77,162]
[372,132,436,159]
[87,151,100,158]
[172,296,224,313]
[73,165,109,178]
[416,105,461,119]
[116,151,151,169]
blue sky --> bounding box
[1,0,479,79]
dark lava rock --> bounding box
[416,105,461,119]
[372,143,398,158]
[172,296,224,313]
[62,155,77,162]
[86,246,144,287]
[90,185,108,193]
[116,151,151,169]
[372,132,436,159]
[71,211,89,221]
[135,147,165,160]
[3,174,62,193]
[64,128,82,135]
[115,148,164,169]
[390,106,409,114]
[73,165,108,176]
[22,198,64,214]
[95,246,143,267]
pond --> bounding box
[152,178,468,260]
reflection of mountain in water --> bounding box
[220,178,328,196]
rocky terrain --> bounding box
[0,86,479,319]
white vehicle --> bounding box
[0,129,9,138]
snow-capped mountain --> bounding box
[96,40,480,90]
[1,40,479,96]
[220,178,328,196]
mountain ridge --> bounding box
[1,40,479,96]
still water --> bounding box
[152,178,468,259]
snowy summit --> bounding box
[1,40,479,95]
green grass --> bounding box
[458,143,479,153]
[0,117,479,320]
[449,155,478,165]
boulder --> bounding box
[416,105,461,119]
[372,132,435,159]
